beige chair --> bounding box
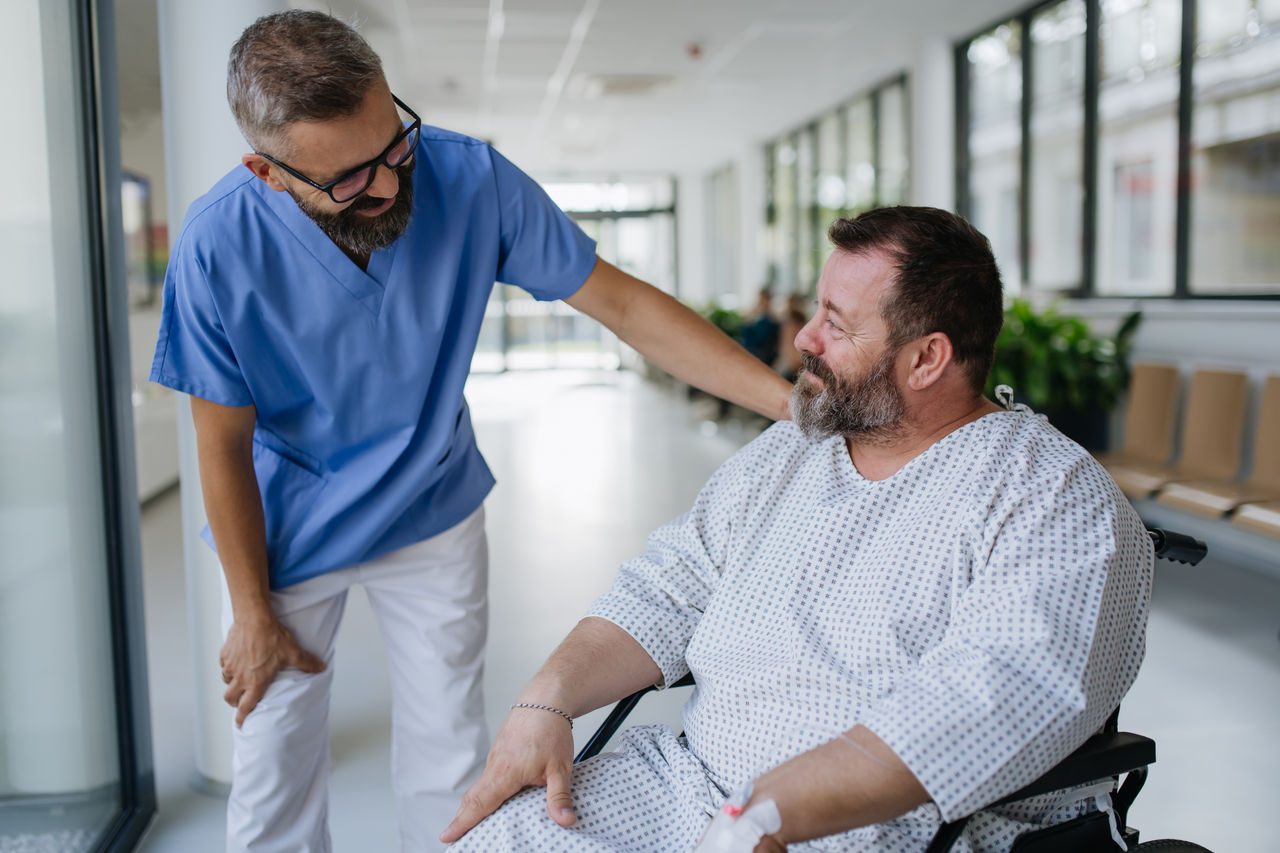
[1094,362,1179,496]
[1105,368,1249,501]
[1157,375,1280,518]
[1095,361,1180,467]
[1232,502,1280,540]
[1227,376,1280,539]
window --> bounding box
[0,2,154,849]
[1029,0,1086,292]
[957,0,1280,299]
[1096,0,1181,296]
[1112,158,1158,288]
[764,75,911,297]
[1189,0,1280,294]
[816,112,844,275]
[770,140,799,293]
[877,81,911,205]
[795,129,818,289]
[844,97,877,214]
[966,22,1024,289]
[473,179,676,372]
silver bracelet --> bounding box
[510,702,573,729]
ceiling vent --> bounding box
[568,73,675,98]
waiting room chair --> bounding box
[1231,501,1280,540]
[1104,368,1248,501]
[1094,361,1180,472]
[1224,376,1280,540]
[575,528,1213,853]
[1157,374,1280,519]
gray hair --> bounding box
[227,10,385,156]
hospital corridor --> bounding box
[3,0,1279,851]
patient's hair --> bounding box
[827,207,1003,394]
[227,10,384,157]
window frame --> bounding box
[763,72,911,298]
[955,0,1280,301]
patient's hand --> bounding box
[439,704,577,843]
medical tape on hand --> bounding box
[694,783,782,853]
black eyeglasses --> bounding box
[258,94,422,204]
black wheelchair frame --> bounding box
[574,526,1213,853]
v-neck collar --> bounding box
[258,181,398,317]
[833,410,1017,486]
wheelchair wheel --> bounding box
[1132,841,1214,852]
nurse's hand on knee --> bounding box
[219,616,326,727]
[439,707,576,843]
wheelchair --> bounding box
[575,526,1214,852]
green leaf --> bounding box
[990,299,1137,417]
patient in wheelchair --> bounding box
[441,207,1152,852]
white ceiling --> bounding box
[117,0,1027,177]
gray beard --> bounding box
[289,160,415,257]
[791,348,906,444]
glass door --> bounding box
[0,1,154,850]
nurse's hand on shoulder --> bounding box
[439,704,576,844]
[219,615,325,727]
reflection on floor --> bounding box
[0,794,109,853]
[0,776,116,852]
[134,370,1278,853]
[0,829,96,853]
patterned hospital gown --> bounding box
[451,411,1153,852]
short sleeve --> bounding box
[489,147,597,301]
[149,233,253,407]
[858,456,1152,821]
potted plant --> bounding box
[985,299,1142,450]
[702,303,744,340]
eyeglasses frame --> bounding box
[256,94,422,204]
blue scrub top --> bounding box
[150,128,598,589]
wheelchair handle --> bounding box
[1147,527,1207,565]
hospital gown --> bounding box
[452,410,1152,851]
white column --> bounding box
[736,145,767,305]
[910,37,956,211]
[676,169,708,304]
[156,0,284,790]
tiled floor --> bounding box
[134,370,1279,852]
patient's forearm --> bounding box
[749,725,929,845]
[518,616,664,719]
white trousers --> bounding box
[221,506,490,853]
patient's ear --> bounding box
[904,332,953,391]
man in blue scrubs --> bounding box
[149,10,790,853]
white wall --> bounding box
[1073,300,1280,376]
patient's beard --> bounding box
[289,159,415,257]
[791,348,906,444]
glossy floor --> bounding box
[134,370,1279,852]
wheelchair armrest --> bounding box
[926,732,1155,852]
[990,731,1155,807]
[1147,526,1207,566]
[574,673,696,764]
